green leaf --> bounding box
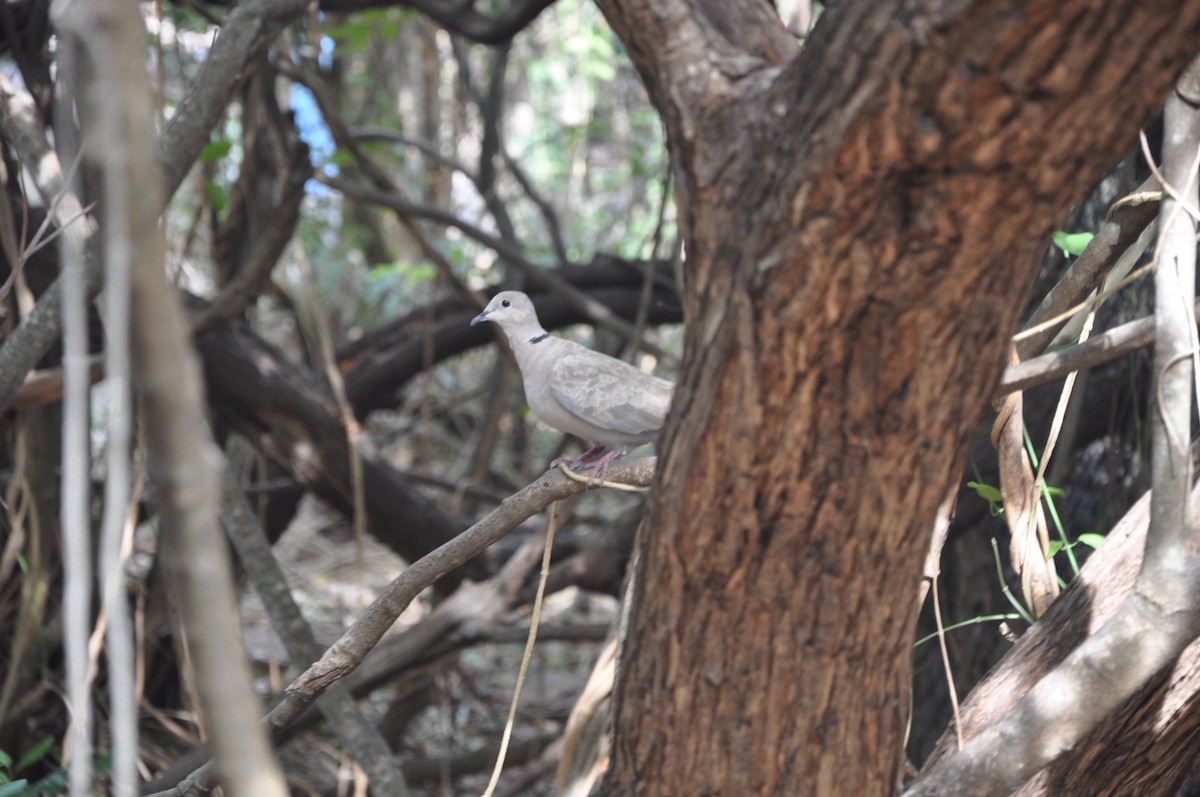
[0,780,29,797]
[370,260,437,284]
[1052,230,1094,257]
[1047,541,1064,557]
[967,481,1003,503]
[327,149,357,168]
[583,60,616,82]
[28,766,68,796]
[409,263,437,283]
[198,139,232,163]
[324,19,372,49]
[1077,533,1106,550]
[0,750,12,772]
[205,181,227,214]
[15,738,53,774]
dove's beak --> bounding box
[470,309,491,327]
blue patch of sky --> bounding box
[290,35,338,197]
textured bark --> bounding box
[594,1,1200,795]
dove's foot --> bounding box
[577,448,624,486]
[551,445,604,469]
[552,446,623,486]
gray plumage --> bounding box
[471,291,673,481]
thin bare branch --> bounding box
[62,0,292,792]
[50,27,94,797]
[1016,177,1160,359]
[0,0,311,414]
[997,303,1196,395]
[190,139,312,333]
[221,443,411,796]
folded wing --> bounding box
[548,349,673,439]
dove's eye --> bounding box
[501,299,511,308]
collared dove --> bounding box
[471,291,673,485]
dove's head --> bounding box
[470,291,546,340]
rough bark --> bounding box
[595,1,1200,795]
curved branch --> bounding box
[157,0,310,200]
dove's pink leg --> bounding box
[578,448,623,486]
[550,446,623,486]
[551,445,606,470]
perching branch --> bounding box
[289,458,656,693]
[145,459,656,797]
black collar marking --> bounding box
[529,332,550,344]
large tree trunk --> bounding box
[594,1,1200,794]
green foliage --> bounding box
[358,260,439,325]
[204,180,227,214]
[0,737,55,797]
[562,23,618,81]
[991,538,1035,626]
[372,260,437,284]
[13,739,52,775]
[512,0,669,261]
[966,480,1003,515]
[913,613,1024,647]
[327,149,357,169]
[324,10,403,50]
[1047,532,1106,558]
[1052,229,1094,258]
[161,3,216,31]
[198,138,232,163]
[0,748,111,792]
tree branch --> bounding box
[220,446,411,796]
[145,459,656,797]
[997,300,1200,396]
[157,0,309,200]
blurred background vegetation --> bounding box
[0,0,1167,793]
